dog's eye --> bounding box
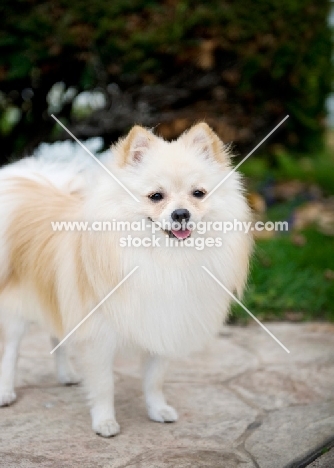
[149,192,164,202]
[192,190,206,198]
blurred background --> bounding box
[0,0,333,322]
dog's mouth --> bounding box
[170,228,192,240]
[148,218,192,240]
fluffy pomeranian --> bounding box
[0,123,252,437]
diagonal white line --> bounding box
[51,114,139,202]
[50,266,139,354]
[204,115,289,201]
[201,266,290,354]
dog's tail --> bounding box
[1,137,110,193]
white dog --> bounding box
[0,123,252,436]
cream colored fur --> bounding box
[0,123,252,436]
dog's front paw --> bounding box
[148,404,178,423]
[0,388,16,407]
[93,419,120,438]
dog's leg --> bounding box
[143,355,178,423]
[79,335,120,437]
[0,315,26,406]
[51,337,80,386]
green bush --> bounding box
[0,0,332,156]
[233,229,334,321]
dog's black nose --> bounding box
[171,209,190,223]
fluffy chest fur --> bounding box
[0,122,252,358]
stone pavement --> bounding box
[0,323,333,468]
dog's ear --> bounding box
[113,126,155,166]
[181,122,228,164]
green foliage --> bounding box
[233,229,334,322]
[241,148,334,195]
[234,145,334,322]
[0,0,332,153]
